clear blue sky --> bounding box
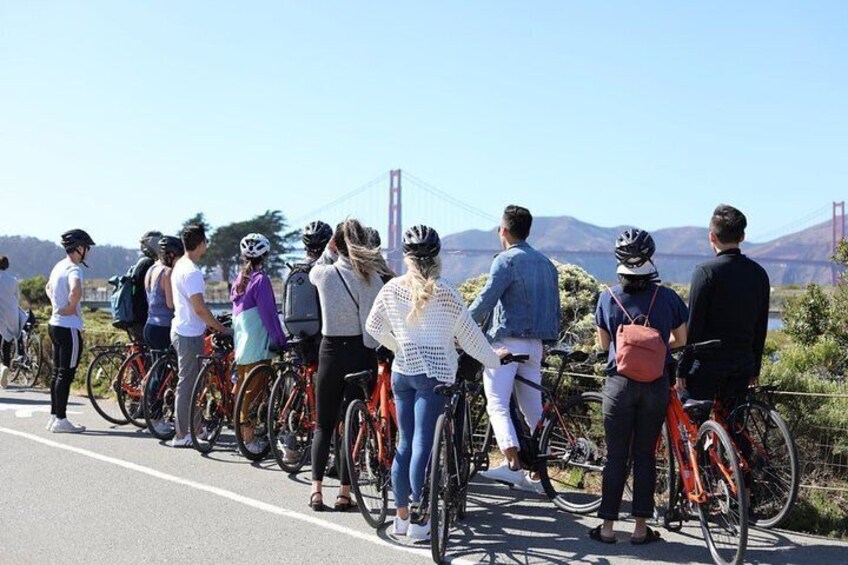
[2,1,847,248]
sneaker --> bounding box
[279,443,302,464]
[245,438,268,453]
[153,421,174,437]
[46,415,57,431]
[51,418,86,434]
[515,474,545,495]
[0,365,8,389]
[479,462,526,487]
[407,520,431,541]
[392,515,410,536]
[170,435,193,448]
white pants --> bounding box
[483,337,544,452]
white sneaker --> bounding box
[153,421,174,436]
[479,462,525,487]
[407,520,431,541]
[0,365,8,388]
[515,474,545,495]
[51,418,85,434]
[245,438,268,453]
[170,435,193,448]
[392,516,410,536]
[46,415,57,431]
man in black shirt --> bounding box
[128,231,162,344]
[685,205,770,402]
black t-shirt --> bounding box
[131,256,155,325]
[686,249,770,380]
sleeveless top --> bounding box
[146,267,174,327]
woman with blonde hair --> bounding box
[366,224,509,540]
[308,219,390,511]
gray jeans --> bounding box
[598,374,669,521]
[172,332,204,438]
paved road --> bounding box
[1,386,846,565]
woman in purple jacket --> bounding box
[231,233,288,452]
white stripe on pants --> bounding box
[483,338,544,452]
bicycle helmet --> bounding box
[60,229,96,251]
[302,220,333,254]
[402,224,441,258]
[158,235,184,257]
[140,230,163,259]
[240,233,271,259]
[614,228,656,276]
[365,227,382,250]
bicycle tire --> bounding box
[143,355,178,440]
[538,391,605,514]
[234,363,273,461]
[85,349,129,425]
[429,413,453,565]
[12,333,43,387]
[732,399,799,529]
[268,371,312,473]
[116,351,148,428]
[696,419,748,565]
[457,402,473,520]
[466,386,492,478]
[189,360,227,453]
[344,399,389,528]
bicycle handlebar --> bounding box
[500,353,530,365]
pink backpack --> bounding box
[607,286,666,383]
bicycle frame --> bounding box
[197,351,236,421]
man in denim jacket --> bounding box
[470,205,560,491]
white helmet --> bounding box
[240,233,271,259]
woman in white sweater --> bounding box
[366,225,508,540]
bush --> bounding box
[783,284,832,346]
[19,275,49,308]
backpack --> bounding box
[109,266,136,329]
[282,262,321,338]
[607,286,666,383]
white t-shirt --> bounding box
[0,271,22,341]
[171,257,207,337]
[47,258,84,330]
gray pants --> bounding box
[172,332,204,438]
[598,375,669,521]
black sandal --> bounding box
[589,525,616,544]
[334,494,357,512]
[631,526,662,545]
[309,492,325,512]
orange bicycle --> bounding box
[342,353,396,528]
[661,340,748,565]
[115,338,152,428]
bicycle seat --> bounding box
[434,383,459,397]
[682,398,714,415]
[344,370,373,390]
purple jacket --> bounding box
[230,271,287,348]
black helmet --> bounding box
[140,230,163,259]
[365,227,382,249]
[158,235,184,257]
[403,225,441,258]
[302,220,333,254]
[614,228,656,275]
[60,229,96,251]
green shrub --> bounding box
[19,275,49,308]
[783,283,832,346]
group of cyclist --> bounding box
[11,201,769,550]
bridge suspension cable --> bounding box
[403,172,501,224]
[748,205,831,243]
[290,172,387,226]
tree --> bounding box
[181,212,212,236]
[203,210,300,285]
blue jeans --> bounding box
[391,372,447,510]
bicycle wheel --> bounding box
[12,333,43,387]
[467,386,492,478]
[624,422,676,525]
[116,351,148,428]
[234,364,273,461]
[189,361,227,453]
[537,391,606,514]
[268,371,312,473]
[143,355,177,440]
[731,400,799,529]
[344,399,389,528]
[429,413,454,565]
[696,419,748,565]
[457,404,474,520]
[85,349,128,425]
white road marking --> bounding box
[0,404,81,418]
[0,426,472,565]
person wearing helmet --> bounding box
[142,235,184,437]
[591,228,687,545]
[469,206,560,492]
[366,225,509,539]
[127,230,163,343]
[302,220,334,265]
[45,229,96,433]
[230,233,288,454]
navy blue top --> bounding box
[595,283,688,377]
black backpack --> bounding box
[282,262,321,338]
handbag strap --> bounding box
[334,266,359,308]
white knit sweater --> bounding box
[366,277,502,383]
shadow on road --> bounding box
[0,396,83,407]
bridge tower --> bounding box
[834,201,846,285]
[387,169,403,274]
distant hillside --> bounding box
[0,236,141,279]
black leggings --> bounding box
[48,325,83,419]
[311,336,375,485]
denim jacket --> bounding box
[468,241,561,342]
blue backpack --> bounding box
[109,267,136,329]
